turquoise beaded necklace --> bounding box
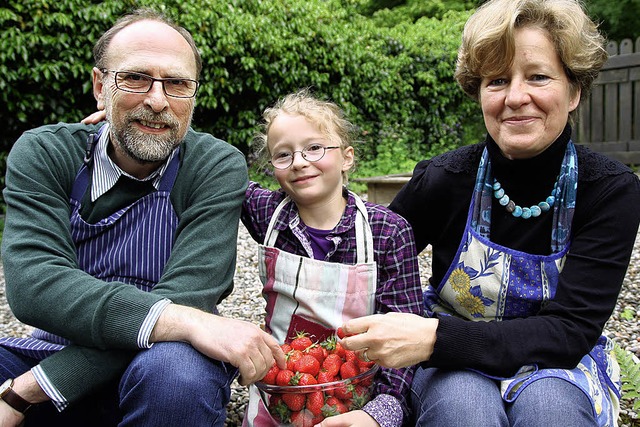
[492,178,558,219]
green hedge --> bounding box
[1,0,482,188]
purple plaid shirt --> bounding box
[242,181,424,425]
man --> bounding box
[0,9,285,426]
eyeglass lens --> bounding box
[115,72,198,98]
[271,145,338,169]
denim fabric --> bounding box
[410,367,597,427]
[0,343,237,427]
[0,346,120,426]
[119,342,237,427]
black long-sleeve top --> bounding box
[389,126,640,377]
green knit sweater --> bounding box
[1,122,248,403]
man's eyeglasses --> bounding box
[270,144,340,169]
[101,70,199,98]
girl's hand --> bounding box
[315,409,379,427]
[81,110,106,125]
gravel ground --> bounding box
[0,222,638,426]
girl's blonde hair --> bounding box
[455,0,607,121]
[255,88,358,181]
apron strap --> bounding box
[352,193,374,264]
[264,197,289,247]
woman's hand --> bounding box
[315,409,379,427]
[339,312,438,369]
[81,110,106,125]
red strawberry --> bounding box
[294,354,321,377]
[333,383,354,400]
[261,363,280,385]
[321,353,343,377]
[297,372,318,386]
[348,385,370,410]
[280,343,293,354]
[344,349,358,363]
[323,396,348,416]
[331,341,346,359]
[317,369,336,384]
[306,391,325,417]
[339,360,359,380]
[282,393,306,412]
[276,369,295,386]
[290,331,314,352]
[337,327,355,339]
[267,395,290,423]
[305,344,326,363]
[357,358,376,371]
[286,349,304,372]
[290,409,315,427]
[321,335,346,358]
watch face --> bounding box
[0,379,12,397]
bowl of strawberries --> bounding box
[255,331,378,426]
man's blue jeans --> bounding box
[410,366,597,426]
[0,342,236,426]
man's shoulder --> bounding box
[13,122,92,162]
[182,128,244,159]
[22,122,95,141]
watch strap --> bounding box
[1,385,31,414]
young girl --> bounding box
[241,89,423,427]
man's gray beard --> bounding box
[116,126,179,163]
[107,108,192,164]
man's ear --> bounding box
[92,67,106,110]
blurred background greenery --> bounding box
[1,0,638,196]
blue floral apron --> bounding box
[0,128,180,357]
[244,193,378,426]
[424,142,620,426]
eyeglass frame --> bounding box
[270,144,341,169]
[100,69,200,99]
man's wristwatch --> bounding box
[0,378,32,413]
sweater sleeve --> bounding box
[1,125,248,402]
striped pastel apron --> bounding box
[244,194,377,426]
[0,132,180,359]
[424,142,620,427]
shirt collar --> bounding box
[91,123,179,201]
[276,188,357,236]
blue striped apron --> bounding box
[425,142,620,426]
[0,138,180,359]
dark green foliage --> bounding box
[1,0,482,188]
[585,0,640,41]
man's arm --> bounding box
[2,126,283,406]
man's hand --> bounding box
[0,400,24,427]
[339,313,438,369]
[0,371,49,427]
[152,304,287,385]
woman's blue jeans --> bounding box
[0,342,236,426]
[410,366,597,427]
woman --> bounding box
[337,0,640,425]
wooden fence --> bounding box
[576,37,640,165]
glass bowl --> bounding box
[255,364,379,425]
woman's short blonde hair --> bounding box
[255,88,358,180]
[455,0,607,106]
